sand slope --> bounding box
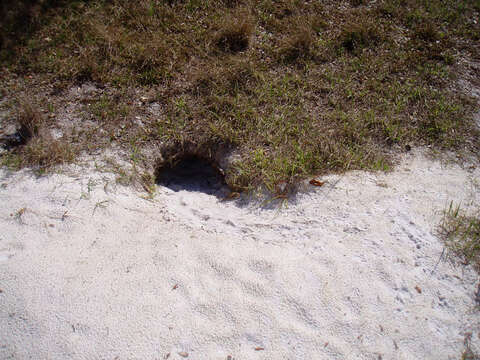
[1,150,479,359]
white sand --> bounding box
[1,150,479,359]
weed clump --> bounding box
[340,20,381,53]
[440,202,480,271]
[19,137,75,170]
[14,102,42,146]
[279,27,314,63]
[1,102,75,171]
[413,22,440,42]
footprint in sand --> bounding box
[0,242,23,263]
[0,249,14,263]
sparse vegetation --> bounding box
[1,101,75,172]
[462,331,480,359]
[0,0,479,192]
[440,202,480,271]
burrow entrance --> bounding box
[155,155,229,196]
[0,123,33,151]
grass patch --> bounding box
[0,0,479,192]
[440,202,480,271]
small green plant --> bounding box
[13,207,26,224]
[93,200,109,215]
[81,178,97,200]
[440,202,480,271]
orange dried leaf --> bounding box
[309,179,325,187]
[222,192,240,201]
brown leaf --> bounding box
[414,285,422,294]
[172,284,178,290]
[222,192,240,201]
[309,179,325,187]
[254,347,264,351]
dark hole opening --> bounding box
[0,124,32,151]
[155,155,229,196]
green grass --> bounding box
[440,202,480,271]
[0,0,479,192]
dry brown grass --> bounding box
[19,137,75,170]
[1,101,75,172]
[16,102,43,143]
[278,26,315,63]
[414,21,440,42]
[192,58,257,96]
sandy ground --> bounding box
[1,150,479,360]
